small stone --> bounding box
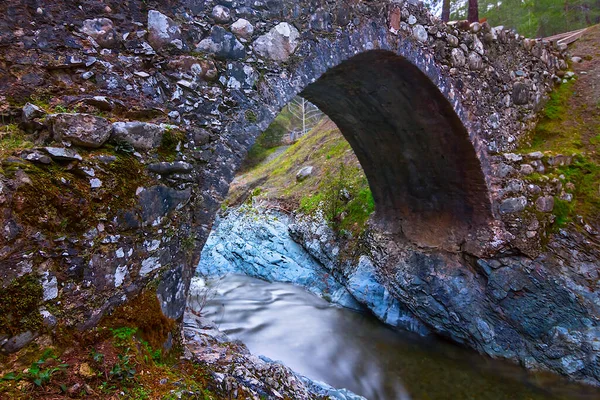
[147,10,182,51]
[499,196,527,214]
[447,34,459,47]
[571,56,582,63]
[41,271,58,301]
[527,184,541,194]
[584,224,598,235]
[468,52,483,70]
[412,25,428,43]
[67,383,81,396]
[231,18,254,40]
[503,153,523,162]
[197,26,245,60]
[450,48,465,67]
[22,103,45,122]
[520,164,534,175]
[470,22,482,33]
[407,15,417,25]
[43,147,83,161]
[2,331,36,353]
[23,151,51,164]
[527,151,544,160]
[535,196,554,213]
[82,71,94,80]
[253,23,299,62]
[560,193,573,202]
[81,18,119,48]
[211,5,231,23]
[147,161,193,175]
[512,82,530,105]
[168,110,181,123]
[90,178,102,189]
[296,166,313,182]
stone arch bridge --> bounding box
[1,0,599,386]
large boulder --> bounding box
[81,18,119,48]
[111,121,165,151]
[196,26,245,60]
[147,10,183,50]
[253,22,300,62]
[51,113,112,148]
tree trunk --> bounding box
[468,0,479,23]
[442,0,451,22]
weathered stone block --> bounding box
[111,121,165,151]
[51,113,112,148]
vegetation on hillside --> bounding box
[240,97,323,172]
[230,118,375,236]
[0,290,218,399]
[519,25,600,228]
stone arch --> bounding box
[244,32,493,250]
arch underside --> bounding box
[301,50,491,249]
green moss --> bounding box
[157,128,186,162]
[552,197,574,229]
[0,124,34,157]
[555,156,600,224]
[543,80,575,121]
[0,274,44,336]
[299,164,374,235]
[521,80,582,154]
[102,289,176,351]
[230,118,375,234]
[245,110,257,123]
[13,154,150,235]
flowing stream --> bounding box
[200,274,600,400]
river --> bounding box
[199,274,600,400]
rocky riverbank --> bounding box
[185,281,366,400]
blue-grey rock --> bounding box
[111,121,164,151]
[499,196,527,214]
[138,185,192,226]
[147,161,193,175]
[196,26,245,60]
[43,147,83,161]
[196,205,361,309]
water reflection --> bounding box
[199,274,600,400]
